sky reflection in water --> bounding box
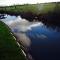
[1,14,60,60]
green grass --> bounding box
[0,21,26,60]
[0,2,60,15]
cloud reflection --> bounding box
[5,16,44,47]
[36,34,47,39]
[7,16,43,32]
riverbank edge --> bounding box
[0,21,28,60]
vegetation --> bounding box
[0,2,60,15]
[0,2,60,25]
[0,21,26,60]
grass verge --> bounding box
[0,21,26,60]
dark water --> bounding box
[1,14,60,60]
[26,26,60,60]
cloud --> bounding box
[7,16,43,32]
[14,33,31,47]
[36,34,47,39]
[6,16,44,48]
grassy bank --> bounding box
[0,21,26,60]
[0,2,60,15]
[0,2,60,25]
[0,2,60,19]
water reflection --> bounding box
[0,14,6,19]
[1,14,60,60]
[26,25,60,60]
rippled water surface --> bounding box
[1,14,60,60]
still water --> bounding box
[1,14,60,60]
